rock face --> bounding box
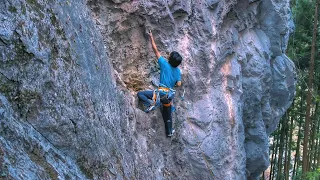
[0,0,295,179]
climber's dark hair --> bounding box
[168,51,182,67]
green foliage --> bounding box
[291,168,320,180]
[305,168,320,180]
[287,0,319,70]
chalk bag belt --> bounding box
[158,87,174,107]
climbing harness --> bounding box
[151,85,176,108]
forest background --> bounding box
[266,0,320,179]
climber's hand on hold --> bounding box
[148,30,153,39]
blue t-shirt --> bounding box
[158,56,181,88]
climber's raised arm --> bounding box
[149,30,161,59]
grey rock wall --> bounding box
[0,0,295,179]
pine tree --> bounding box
[302,0,319,174]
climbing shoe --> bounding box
[167,129,175,137]
[145,105,156,113]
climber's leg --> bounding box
[137,90,154,112]
[160,93,174,137]
[161,104,173,136]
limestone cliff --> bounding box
[0,0,296,179]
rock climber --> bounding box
[137,30,182,137]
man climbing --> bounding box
[137,30,182,137]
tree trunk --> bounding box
[313,108,319,170]
[302,0,319,173]
[271,128,280,180]
[285,103,294,180]
[308,107,316,170]
[277,119,286,179]
[293,89,304,179]
[269,139,276,180]
[284,111,290,180]
[318,126,320,168]
[313,90,320,169]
